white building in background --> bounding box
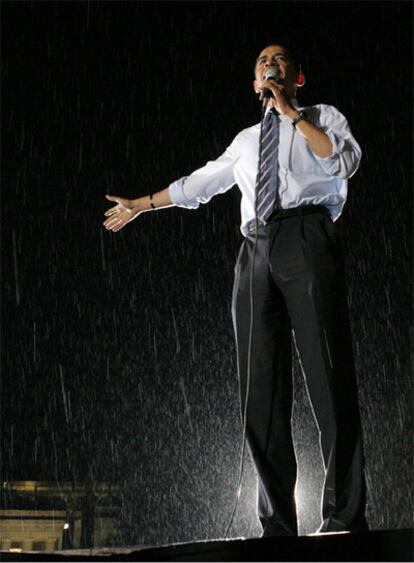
[0,509,77,552]
[0,481,121,553]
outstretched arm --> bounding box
[103,133,239,233]
[103,188,174,232]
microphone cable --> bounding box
[224,99,267,538]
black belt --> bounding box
[247,205,329,233]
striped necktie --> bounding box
[256,109,280,223]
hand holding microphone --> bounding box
[261,67,281,99]
[258,67,295,116]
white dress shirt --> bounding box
[168,99,362,236]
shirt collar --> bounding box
[264,97,301,118]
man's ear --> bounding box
[253,79,260,94]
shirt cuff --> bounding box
[313,130,345,176]
[168,177,200,209]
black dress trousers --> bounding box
[231,205,367,536]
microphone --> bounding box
[263,67,281,98]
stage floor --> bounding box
[1,528,412,562]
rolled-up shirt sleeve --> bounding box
[314,105,362,179]
[168,137,240,209]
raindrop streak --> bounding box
[323,328,333,369]
[179,377,194,433]
[171,308,180,354]
[59,364,71,424]
[12,230,20,306]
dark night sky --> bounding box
[2,0,413,546]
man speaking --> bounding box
[102,43,368,538]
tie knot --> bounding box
[265,109,279,125]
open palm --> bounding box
[103,195,140,232]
